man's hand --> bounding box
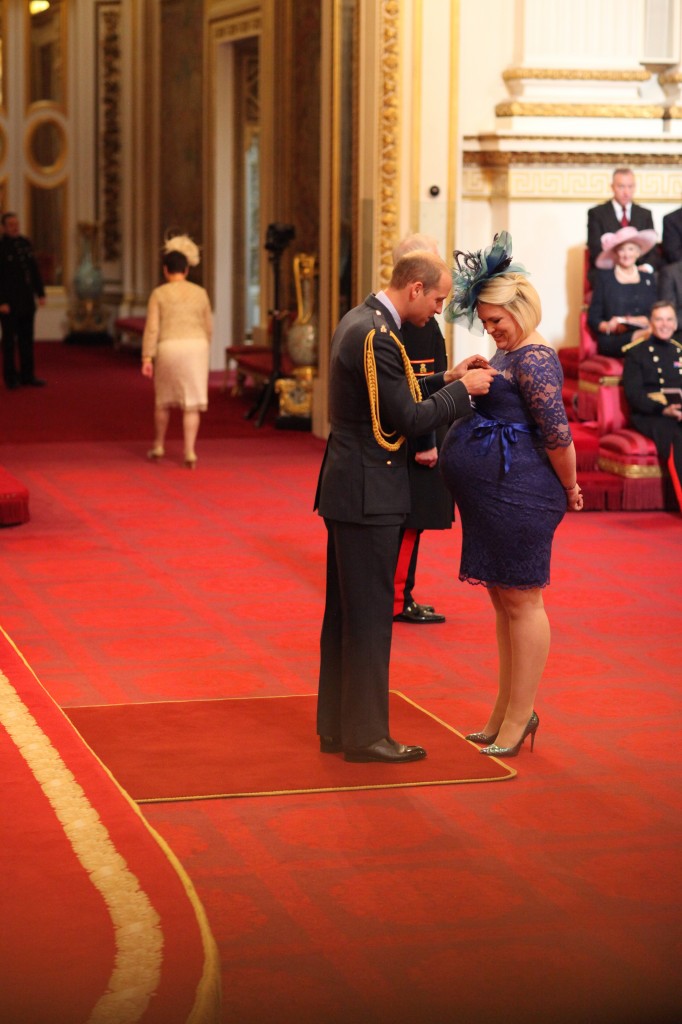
[460,367,497,395]
[444,354,491,383]
[414,447,438,468]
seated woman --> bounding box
[622,300,682,512]
[588,225,658,357]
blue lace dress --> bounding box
[439,344,572,589]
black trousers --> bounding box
[631,412,682,511]
[317,519,401,748]
[1,312,36,385]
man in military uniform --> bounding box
[0,212,46,389]
[315,250,495,763]
[622,301,682,511]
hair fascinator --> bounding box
[444,231,528,334]
[163,232,201,267]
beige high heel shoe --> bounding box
[184,453,197,469]
[147,446,165,461]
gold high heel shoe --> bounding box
[480,711,539,758]
[184,453,197,469]
[147,446,165,461]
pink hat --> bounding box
[595,225,658,269]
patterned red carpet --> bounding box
[1,342,681,1024]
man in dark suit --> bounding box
[662,206,682,265]
[587,168,658,283]
[0,212,47,389]
[657,259,682,340]
[315,250,495,763]
[391,234,452,625]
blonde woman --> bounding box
[441,233,583,758]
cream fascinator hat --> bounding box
[163,232,201,267]
[595,226,658,269]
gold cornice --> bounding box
[377,0,400,287]
[503,67,651,82]
[495,102,665,118]
[463,150,682,167]
[659,70,682,85]
[210,13,261,41]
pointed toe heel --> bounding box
[480,711,539,758]
[465,729,499,744]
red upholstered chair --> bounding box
[595,384,667,510]
[576,310,624,423]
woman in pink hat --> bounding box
[587,225,659,357]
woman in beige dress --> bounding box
[141,235,213,468]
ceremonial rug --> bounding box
[64,691,515,802]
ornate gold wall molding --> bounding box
[503,67,651,82]
[97,2,122,264]
[495,101,665,119]
[659,70,682,85]
[377,0,400,287]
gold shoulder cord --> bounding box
[364,328,422,451]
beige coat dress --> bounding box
[142,280,213,410]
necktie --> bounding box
[620,205,629,227]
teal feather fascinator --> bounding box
[444,231,529,334]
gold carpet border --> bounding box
[0,667,162,1024]
[74,690,516,802]
[1,626,222,1024]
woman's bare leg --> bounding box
[492,586,549,748]
[183,409,200,460]
[153,406,170,451]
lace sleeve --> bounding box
[514,347,573,449]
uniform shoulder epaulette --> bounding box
[671,338,682,351]
[621,334,650,353]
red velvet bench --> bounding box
[597,429,666,510]
[114,316,146,349]
[224,345,295,395]
[0,468,30,526]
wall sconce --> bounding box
[29,1,51,15]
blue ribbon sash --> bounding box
[471,417,535,473]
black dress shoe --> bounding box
[344,737,427,763]
[24,377,46,387]
[319,735,343,753]
[393,601,445,624]
[5,377,20,390]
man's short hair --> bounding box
[389,251,450,291]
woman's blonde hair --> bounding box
[477,273,542,338]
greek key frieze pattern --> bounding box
[462,166,682,202]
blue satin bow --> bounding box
[471,418,534,473]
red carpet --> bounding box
[1,342,681,1024]
[0,627,221,1024]
[64,692,515,801]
